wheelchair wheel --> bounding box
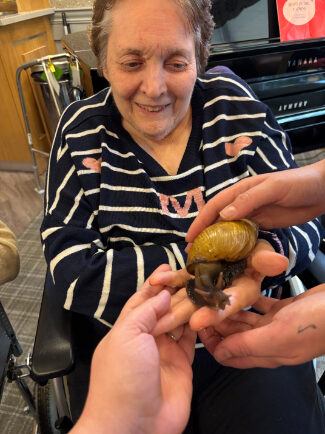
[35,380,60,434]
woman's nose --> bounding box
[139,64,167,98]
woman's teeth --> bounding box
[137,103,166,112]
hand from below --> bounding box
[72,264,196,434]
[200,284,325,369]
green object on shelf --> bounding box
[40,63,64,83]
[40,67,64,82]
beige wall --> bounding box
[50,0,92,8]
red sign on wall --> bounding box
[276,0,325,41]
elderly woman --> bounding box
[41,0,325,432]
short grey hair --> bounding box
[89,0,215,77]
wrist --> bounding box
[72,403,154,434]
[71,412,132,434]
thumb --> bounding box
[121,289,172,336]
[249,240,289,277]
[213,323,281,367]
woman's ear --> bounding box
[103,67,109,82]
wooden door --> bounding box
[0,16,56,170]
[0,55,28,162]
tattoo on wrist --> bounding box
[297,324,316,333]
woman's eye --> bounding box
[167,62,187,71]
[121,61,142,70]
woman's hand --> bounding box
[186,161,325,238]
[201,284,325,369]
[151,240,288,336]
[73,263,196,434]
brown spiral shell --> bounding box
[186,219,258,275]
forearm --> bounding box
[195,160,325,231]
[42,217,187,323]
[298,159,325,215]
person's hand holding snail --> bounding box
[186,220,259,310]
[189,237,288,331]
[151,221,288,337]
[199,284,325,369]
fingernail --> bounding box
[220,206,236,219]
[215,348,231,362]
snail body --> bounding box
[186,219,258,309]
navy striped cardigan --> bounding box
[41,72,323,327]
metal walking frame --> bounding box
[0,301,36,420]
[16,53,82,194]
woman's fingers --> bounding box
[114,289,172,333]
[228,309,261,326]
[198,327,223,355]
[247,239,289,277]
[117,264,172,322]
[167,324,185,342]
[149,268,191,289]
[252,295,282,313]
[212,316,253,335]
[177,324,197,365]
[141,263,172,294]
[152,288,197,336]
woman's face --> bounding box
[104,0,197,143]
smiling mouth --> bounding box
[136,103,169,113]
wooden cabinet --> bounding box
[0,55,26,161]
[0,0,50,13]
[0,10,56,171]
[15,0,51,12]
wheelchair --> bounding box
[0,277,73,434]
[1,240,325,433]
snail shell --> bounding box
[186,219,258,309]
[186,219,258,274]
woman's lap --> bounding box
[67,313,109,421]
[67,314,325,433]
[184,348,325,434]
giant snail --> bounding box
[186,219,258,309]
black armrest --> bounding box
[298,246,325,290]
[31,275,74,383]
[308,249,325,284]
